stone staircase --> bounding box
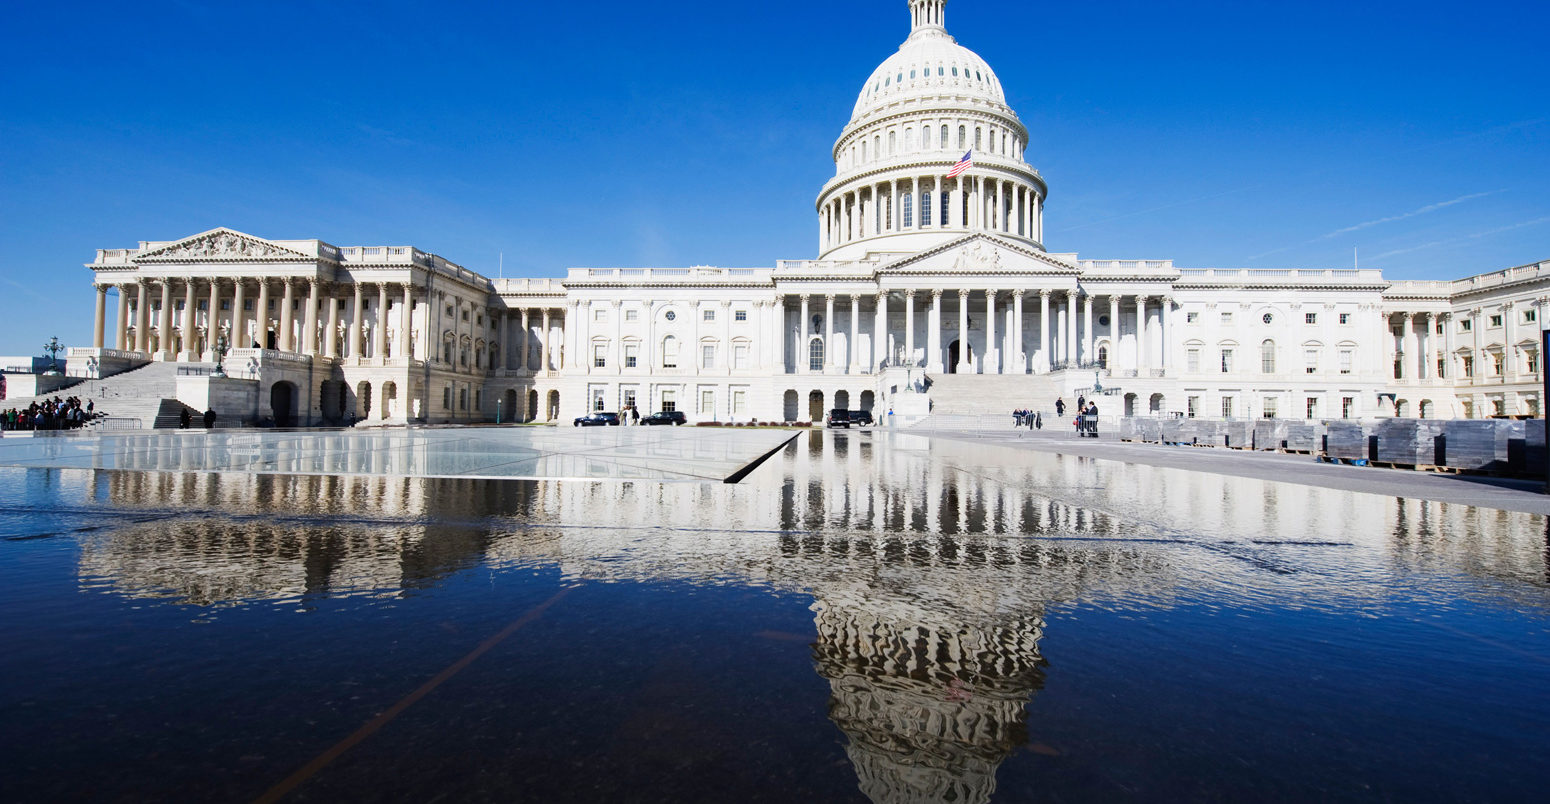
[917,372,1072,416]
[2,361,204,429]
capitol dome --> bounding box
[816,0,1047,261]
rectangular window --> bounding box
[1262,397,1278,419]
[703,309,715,322]
[624,343,638,368]
[1220,349,1234,373]
[592,389,606,412]
[734,344,749,369]
[1527,309,1537,324]
[221,300,231,311]
[1340,350,1353,374]
[1437,357,1446,378]
[1489,314,1503,327]
[1221,396,1235,418]
[593,344,606,368]
[244,299,253,311]
[459,388,468,410]
[197,301,207,312]
[921,192,932,226]
[735,309,747,322]
[661,390,676,412]
[1305,312,1317,324]
[903,194,913,228]
[443,386,451,410]
[625,309,639,322]
[1339,313,1350,324]
[700,390,714,414]
[1187,396,1199,418]
[1463,355,1474,377]
[1493,354,1504,375]
[1306,398,1318,419]
[702,344,715,369]
[623,389,636,410]
[733,390,747,414]
[594,308,607,322]
[1187,348,1200,372]
[1460,319,1472,332]
[1304,348,1318,374]
[1185,312,1198,324]
[1528,351,1539,374]
[1342,397,1354,419]
[1220,312,1233,325]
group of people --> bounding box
[1012,408,1043,429]
[1,396,96,432]
[1020,396,1099,437]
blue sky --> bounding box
[2,0,1546,356]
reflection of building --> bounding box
[66,0,1550,427]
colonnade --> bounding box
[819,174,1042,253]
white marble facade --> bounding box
[75,1,1549,425]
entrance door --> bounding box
[947,340,972,373]
[270,382,295,427]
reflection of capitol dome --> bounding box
[818,0,1046,260]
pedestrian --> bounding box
[631,406,640,425]
[179,408,191,429]
[1086,401,1099,437]
[203,408,217,428]
[1055,397,1065,417]
[1035,411,1042,429]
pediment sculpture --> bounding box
[951,242,1002,272]
[150,231,297,259]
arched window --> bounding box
[939,191,949,226]
[904,128,914,151]
[861,140,867,162]
[940,125,948,149]
[662,335,679,368]
[958,125,966,149]
[888,130,896,155]
[902,193,913,228]
[1098,345,1109,368]
[1261,339,1276,374]
[921,191,932,226]
[809,338,825,372]
[975,127,983,150]
[923,126,932,150]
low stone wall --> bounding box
[1118,417,1548,477]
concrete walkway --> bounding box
[916,424,1550,515]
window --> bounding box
[921,191,932,226]
[1187,396,1199,418]
[975,128,982,150]
[593,343,606,368]
[244,299,253,311]
[703,309,715,322]
[1261,340,1275,373]
[626,309,638,322]
[1528,351,1539,374]
[1186,312,1198,324]
[1526,309,1538,324]
[1262,397,1278,419]
[1460,319,1472,332]
[624,343,638,368]
[665,310,676,322]
[733,389,747,414]
[662,336,678,368]
[940,125,948,148]
[809,338,824,371]
[462,310,469,322]
[701,390,715,415]
[459,388,468,410]
[1306,398,1318,419]
[1490,314,1503,327]
[1187,348,1201,373]
[1220,348,1234,373]
[220,300,230,311]
[593,389,606,412]
[734,309,747,322]
[1493,353,1504,375]
[1463,355,1474,377]
[1305,312,1317,324]
[475,390,481,411]
[1437,356,1446,378]
[1222,396,1235,418]
[1339,313,1350,324]
[1305,348,1318,373]
[888,130,896,154]
[443,386,451,410]
[1342,397,1354,419]
[661,390,676,412]
[939,191,949,226]
[594,308,607,322]
[623,389,636,410]
[958,125,966,149]
[1262,313,1274,325]
[902,193,913,228]
[734,344,749,369]
[1221,312,1233,324]
[702,344,716,369]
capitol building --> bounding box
[72,0,1550,427]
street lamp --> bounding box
[496,397,503,425]
[211,326,230,378]
[42,336,63,376]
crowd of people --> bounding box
[2,396,96,431]
[1013,396,1101,436]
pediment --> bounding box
[880,234,1078,276]
[137,228,310,260]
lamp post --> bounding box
[211,326,230,378]
[42,336,63,376]
[496,397,503,425]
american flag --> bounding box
[945,150,973,179]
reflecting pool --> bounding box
[1,429,1547,802]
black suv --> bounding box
[825,408,852,428]
[574,412,620,427]
[641,410,687,426]
[848,410,874,426]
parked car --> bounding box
[641,410,686,426]
[574,412,620,427]
[825,408,851,428]
[848,409,874,426]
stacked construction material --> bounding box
[1252,420,1288,451]
[1324,421,1368,461]
[1439,420,1507,471]
[1196,420,1228,447]
[1373,419,1444,466]
[1284,423,1320,452]
[1528,420,1546,474]
[1118,418,1138,441]
[1223,420,1252,449]
[1160,418,1185,444]
[1137,418,1162,442]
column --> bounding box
[541,308,552,372]
[956,289,969,373]
[398,283,411,362]
[950,178,962,229]
[231,280,247,353]
[927,289,944,372]
[1135,295,1148,371]
[1401,312,1416,380]
[135,282,150,352]
[279,278,295,352]
[874,291,888,369]
[519,308,531,370]
[849,295,861,372]
[1109,295,1120,368]
[256,280,271,350]
[994,180,1004,232]
[799,294,811,373]
[1012,290,1025,373]
[1504,303,1517,382]
[985,290,998,374]
[93,285,107,349]
[1039,290,1051,372]
[1471,308,1483,384]
[158,281,172,358]
[207,279,222,358]
[374,284,388,360]
[904,290,916,366]
[303,279,320,355]
[350,284,364,360]
[1442,312,1454,379]
[824,294,836,373]
[325,289,340,359]
[772,297,786,372]
[181,280,196,359]
[1160,296,1173,371]
[1065,290,1078,365]
[114,285,129,351]
[1082,294,1094,365]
